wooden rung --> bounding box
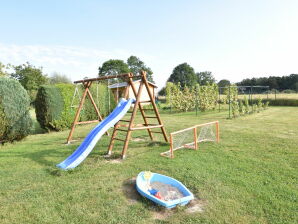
[144,116,158,118]
[141,108,154,111]
[113,138,126,142]
[130,125,163,130]
[150,131,163,134]
[116,129,128,132]
[139,100,151,103]
[76,120,99,124]
[118,124,129,128]
[119,120,131,122]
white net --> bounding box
[197,124,216,142]
[172,128,195,150]
[161,121,218,158]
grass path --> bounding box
[0,107,297,223]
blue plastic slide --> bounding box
[57,98,134,170]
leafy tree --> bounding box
[127,56,154,83]
[196,71,216,85]
[167,63,197,88]
[158,87,166,96]
[98,59,130,77]
[49,72,72,84]
[10,62,48,102]
[217,79,231,87]
[0,62,8,77]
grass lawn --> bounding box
[0,107,297,223]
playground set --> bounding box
[57,71,168,169]
[55,71,220,208]
[57,71,219,171]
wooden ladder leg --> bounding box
[121,130,132,159]
[107,122,119,155]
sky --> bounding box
[0,0,297,89]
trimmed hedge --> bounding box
[35,85,64,130]
[35,83,116,131]
[0,77,32,142]
[251,98,298,106]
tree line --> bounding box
[159,62,298,95]
[0,55,153,104]
[236,74,298,91]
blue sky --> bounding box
[0,0,297,88]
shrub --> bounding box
[35,83,116,131]
[238,100,245,115]
[257,98,263,112]
[0,77,32,142]
[251,98,298,106]
[50,84,77,130]
[231,101,239,118]
[282,89,296,94]
[35,85,64,130]
[243,96,250,114]
[197,83,218,111]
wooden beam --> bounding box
[74,73,142,84]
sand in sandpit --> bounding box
[151,181,184,201]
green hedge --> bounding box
[0,77,32,142]
[35,85,64,130]
[35,83,116,131]
[251,98,298,106]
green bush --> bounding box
[251,98,298,106]
[0,77,32,142]
[35,85,64,130]
[35,83,116,131]
[50,84,77,130]
[281,89,296,94]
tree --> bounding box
[0,62,8,77]
[217,79,231,87]
[167,63,197,88]
[49,72,72,84]
[10,62,48,102]
[196,71,216,85]
[127,56,154,83]
[98,59,130,77]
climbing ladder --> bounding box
[107,71,168,159]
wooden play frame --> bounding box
[161,121,219,159]
[66,71,168,159]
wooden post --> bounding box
[170,134,174,159]
[194,127,198,150]
[107,123,119,155]
[66,81,91,144]
[216,121,220,143]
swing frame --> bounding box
[66,71,168,159]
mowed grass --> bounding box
[0,107,297,223]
